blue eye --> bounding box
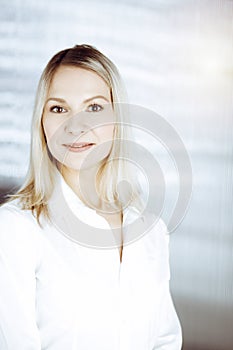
[50,106,67,113]
[87,103,103,112]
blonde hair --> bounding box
[6,44,143,225]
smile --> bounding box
[63,142,95,153]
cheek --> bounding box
[42,117,67,165]
[95,125,114,142]
[42,117,63,141]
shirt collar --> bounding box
[53,168,141,230]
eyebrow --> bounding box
[45,95,110,105]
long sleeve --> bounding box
[152,222,183,349]
[0,205,41,349]
[153,278,183,349]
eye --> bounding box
[50,105,67,113]
[86,103,103,113]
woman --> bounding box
[0,44,182,349]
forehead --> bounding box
[48,66,110,98]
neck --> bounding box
[57,163,123,231]
[58,163,101,210]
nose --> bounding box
[64,112,90,136]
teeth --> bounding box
[70,144,90,148]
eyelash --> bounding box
[86,103,103,112]
[49,106,67,113]
[49,103,104,114]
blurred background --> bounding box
[0,0,232,349]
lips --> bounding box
[64,142,94,148]
[63,142,95,153]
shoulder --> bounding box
[141,213,171,280]
[143,211,170,255]
[1,200,36,225]
[0,201,45,286]
[142,212,169,246]
[0,200,44,249]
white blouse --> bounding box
[0,172,182,350]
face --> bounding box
[42,66,115,172]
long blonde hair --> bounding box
[6,44,143,225]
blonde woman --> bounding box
[0,44,182,349]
